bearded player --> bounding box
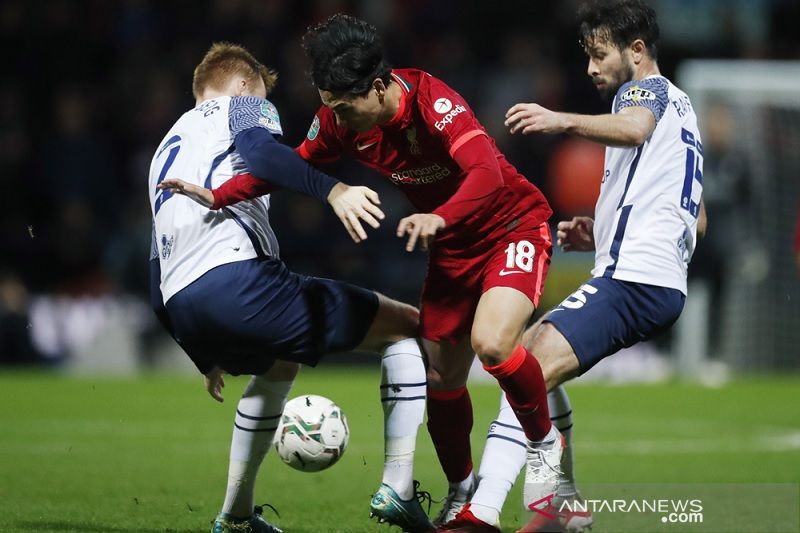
[505,1,706,530]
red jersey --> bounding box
[297,69,552,247]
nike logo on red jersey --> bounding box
[498,269,526,276]
[356,141,378,151]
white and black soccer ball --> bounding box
[274,395,349,472]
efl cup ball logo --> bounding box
[434,98,453,114]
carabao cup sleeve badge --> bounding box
[307,115,321,140]
[259,102,282,131]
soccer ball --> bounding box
[274,395,349,472]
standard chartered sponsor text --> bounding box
[390,163,452,185]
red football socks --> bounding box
[484,345,551,441]
[427,386,474,482]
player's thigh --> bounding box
[471,286,534,366]
[521,312,549,348]
[290,275,383,358]
[471,220,552,365]
[173,258,380,372]
[358,292,420,351]
[423,336,475,391]
[419,258,482,346]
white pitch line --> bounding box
[577,431,800,455]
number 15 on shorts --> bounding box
[502,240,535,275]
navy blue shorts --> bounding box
[544,277,685,373]
[164,258,379,375]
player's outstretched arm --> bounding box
[160,174,384,243]
[556,216,595,252]
[236,128,386,241]
[504,103,655,147]
[327,182,385,243]
[504,102,568,136]
[158,178,215,207]
[160,174,276,210]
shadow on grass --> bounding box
[15,521,197,533]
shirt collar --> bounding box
[384,71,410,127]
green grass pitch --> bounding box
[1,368,798,532]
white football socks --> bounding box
[221,377,293,518]
[470,386,579,525]
[380,338,427,500]
[469,392,526,527]
[548,385,577,500]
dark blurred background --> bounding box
[1,0,798,374]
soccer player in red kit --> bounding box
[301,15,564,533]
[205,15,564,533]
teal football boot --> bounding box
[370,480,435,533]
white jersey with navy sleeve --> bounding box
[591,76,703,295]
[149,96,282,303]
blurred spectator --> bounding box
[688,102,754,356]
[0,272,47,365]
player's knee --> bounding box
[426,365,445,389]
[471,331,516,368]
[374,294,420,339]
[425,350,470,390]
[399,302,420,335]
[387,301,419,340]
[426,365,466,390]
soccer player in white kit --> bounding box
[435,1,707,532]
[149,43,430,533]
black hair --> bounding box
[578,0,660,60]
[302,14,392,95]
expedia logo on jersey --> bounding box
[620,86,656,103]
[390,163,451,185]
[434,103,467,131]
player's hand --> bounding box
[397,213,445,252]
[158,178,215,208]
[327,183,385,243]
[204,366,225,403]
[557,216,595,252]
[505,103,565,135]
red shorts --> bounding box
[419,217,552,344]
